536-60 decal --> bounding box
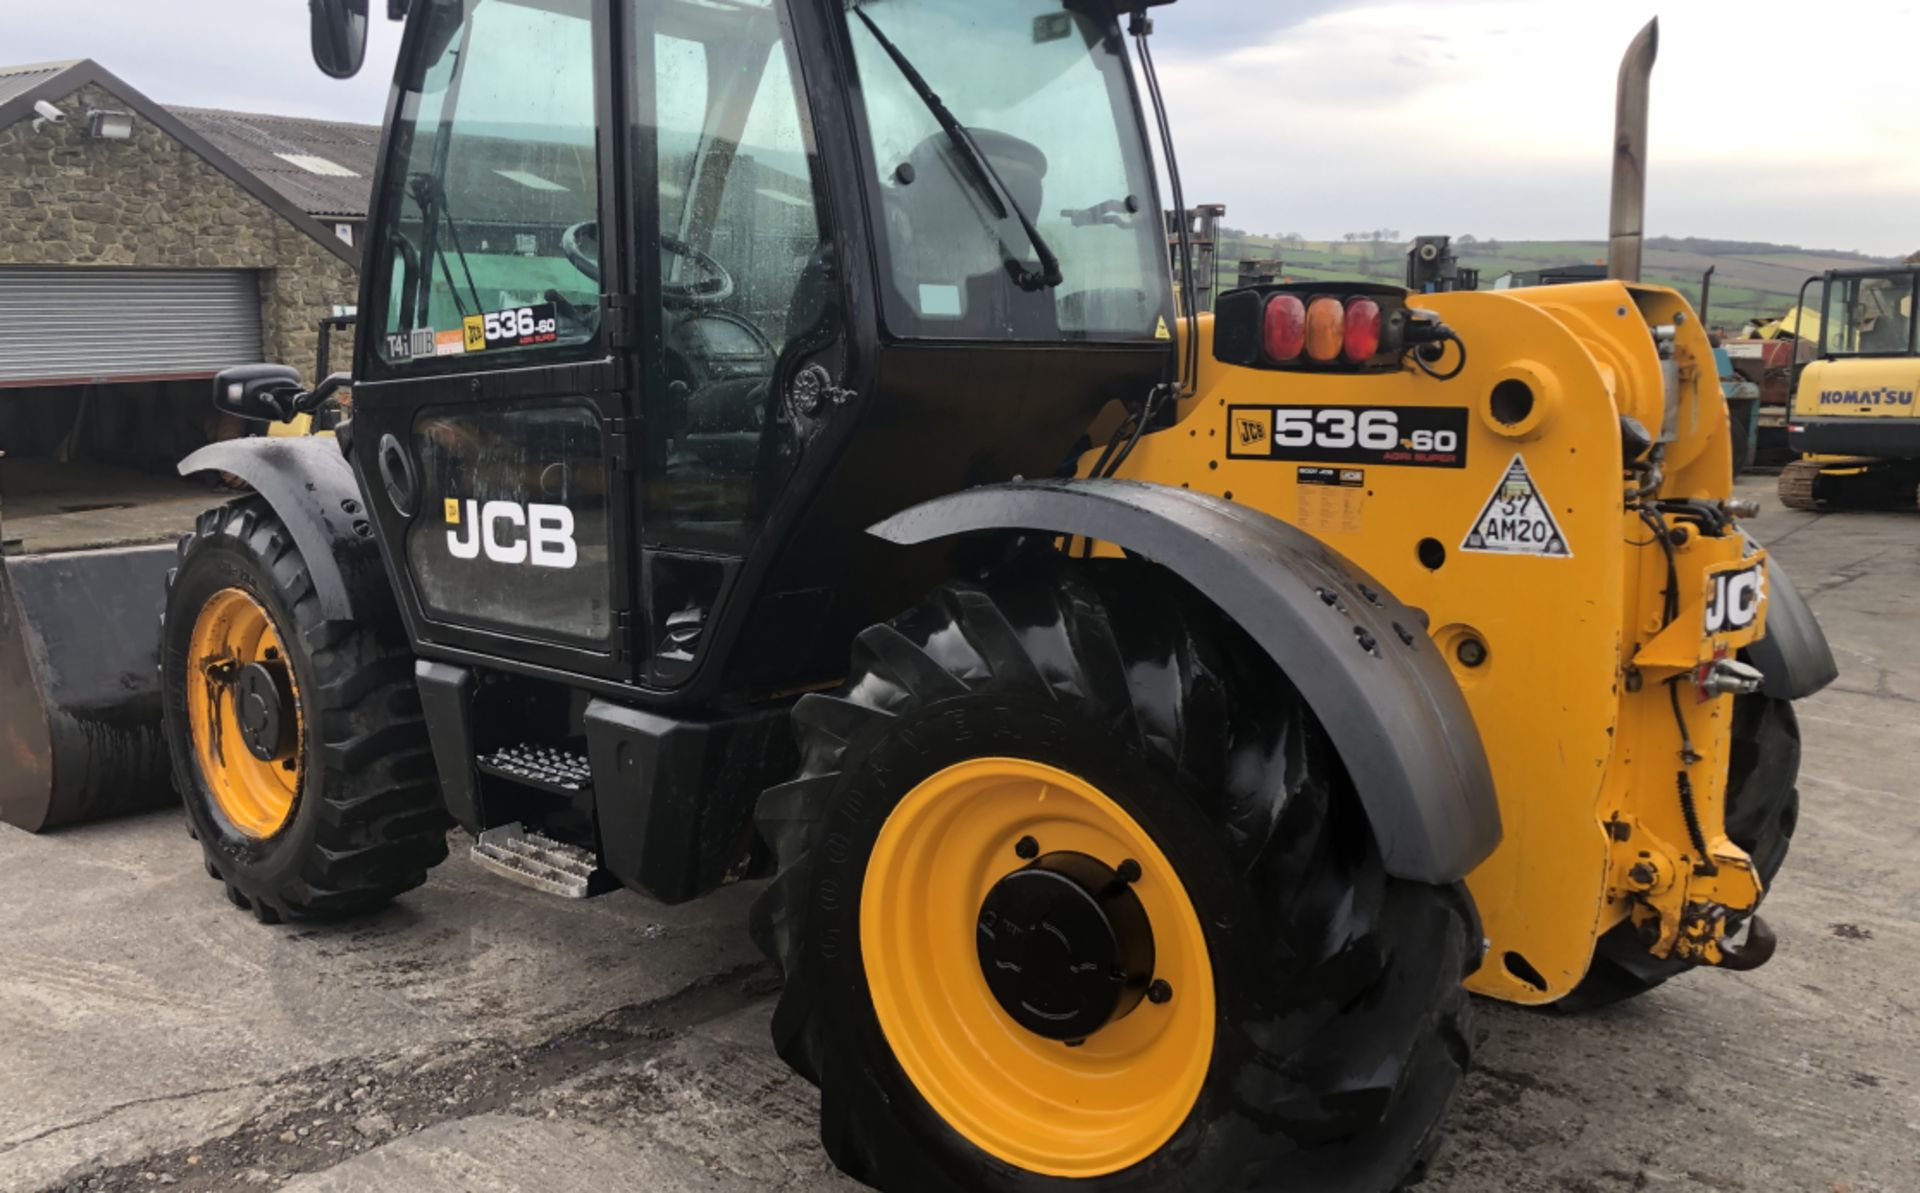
[1227,405,1469,468]
[464,303,559,352]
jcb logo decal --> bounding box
[1234,409,1272,450]
[1704,563,1764,635]
[445,499,577,569]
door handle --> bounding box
[787,363,855,418]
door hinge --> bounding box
[604,293,638,350]
[608,415,640,473]
[613,609,640,663]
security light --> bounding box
[87,109,134,141]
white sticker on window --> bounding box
[918,284,963,318]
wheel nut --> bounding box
[1015,835,1040,860]
[1147,979,1173,1005]
[1456,638,1488,668]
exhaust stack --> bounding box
[1608,18,1658,282]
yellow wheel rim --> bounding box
[186,588,303,839]
[861,758,1215,1179]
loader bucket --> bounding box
[0,545,177,832]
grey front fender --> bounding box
[872,479,1501,885]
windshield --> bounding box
[368,0,601,371]
[843,0,1172,342]
[1823,270,1919,357]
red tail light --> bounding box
[1344,298,1382,362]
[1304,297,1345,362]
[1213,283,1439,376]
[1263,294,1306,362]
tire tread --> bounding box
[165,497,449,922]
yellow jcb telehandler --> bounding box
[5,5,1836,1190]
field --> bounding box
[1210,234,1903,332]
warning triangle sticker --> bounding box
[1461,454,1572,558]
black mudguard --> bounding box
[872,478,1501,886]
[177,437,389,625]
[1751,551,1839,701]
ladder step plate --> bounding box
[476,742,592,798]
[471,823,608,899]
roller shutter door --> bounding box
[0,268,262,385]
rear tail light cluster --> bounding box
[1218,283,1435,375]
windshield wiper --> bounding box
[408,172,485,319]
[853,7,1064,292]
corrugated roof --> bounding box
[172,107,381,220]
[0,59,83,108]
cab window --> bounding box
[1823,271,1918,357]
[842,0,1173,343]
[369,0,602,370]
[638,0,832,540]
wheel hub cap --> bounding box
[233,661,294,763]
[976,852,1154,1041]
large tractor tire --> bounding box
[752,562,1479,1193]
[160,497,449,923]
[1557,694,1800,1012]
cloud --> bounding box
[1152,1,1920,255]
[4,2,402,121]
[8,0,1914,255]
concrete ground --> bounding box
[2,459,212,554]
[2,475,1915,1193]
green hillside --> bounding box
[1208,233,1902,331]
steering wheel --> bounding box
[559,222,736,310]
[661,235,734,309]
[561,220,601,284]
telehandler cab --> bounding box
[119,2,1841,1189]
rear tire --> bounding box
[752,562,1478,1192]
[1556,694,1800,1012]
[161,498,449,923]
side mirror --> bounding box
[214,365,304,423]
[311,0,371,80]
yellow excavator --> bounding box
[3,6,1837,1191]
[1778,264,1920,509]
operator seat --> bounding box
[663,245,838,520]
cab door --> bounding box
[620,0,846,689]
[348,0,640,682]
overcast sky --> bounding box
[11,0,1916,255]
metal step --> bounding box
[475,742,592,798]
[471,823,608,899]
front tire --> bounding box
[752,563,1478,1192]
[161,498,449,923]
